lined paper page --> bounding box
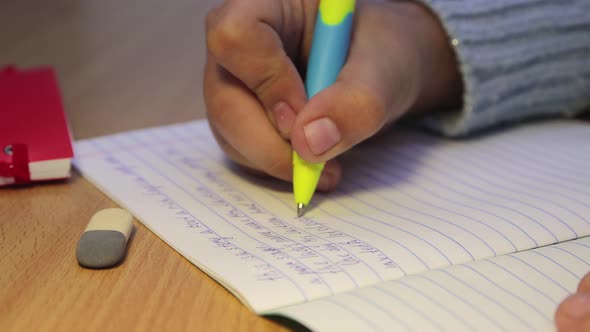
[275,236,590,332]
[73,120,590,313]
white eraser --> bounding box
[84,208,133,240]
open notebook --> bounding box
[73,119,590,331]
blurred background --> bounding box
[2,0,587,137]
[0,0,219,139]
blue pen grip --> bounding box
[305,12,354,98]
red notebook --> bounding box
[0,66,74,186]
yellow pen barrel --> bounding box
[293,152,325,206]
[293,0,355,213]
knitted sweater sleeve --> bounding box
[415,0,590,136]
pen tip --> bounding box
[297,203,305,217]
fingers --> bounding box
[555,272,590,332]
[204,60,342,190]
[206,0,310,137]
[204,60,293,181]
[555,294,590,332]
[208,123,258,172]
[205,0,343,188]
[204,0,443,188]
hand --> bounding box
[204,0,461,188]
[556,272,590,332]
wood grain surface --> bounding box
[2,2,588,332]
[0,1,299,331]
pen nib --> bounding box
[297,203,305,217]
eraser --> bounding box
[76,208,133,269]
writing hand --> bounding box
[205,0,461,188]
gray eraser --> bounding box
[76,208,133,269]
[76,230,127,268]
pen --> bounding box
[293,0,356,217]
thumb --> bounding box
[290,52,419,163]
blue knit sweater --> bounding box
[418,0,590,136]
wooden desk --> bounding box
[3,2,589,332]
[0,1,295,331]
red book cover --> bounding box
[0,66,74,186]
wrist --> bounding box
[402,1,463,115]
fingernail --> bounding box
[564,294,590,319]
[303,117,341,155]
[272,102,296,136]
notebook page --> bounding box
[275,236,590,332]
[73,119,590,313]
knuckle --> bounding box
[206,12,245,58]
